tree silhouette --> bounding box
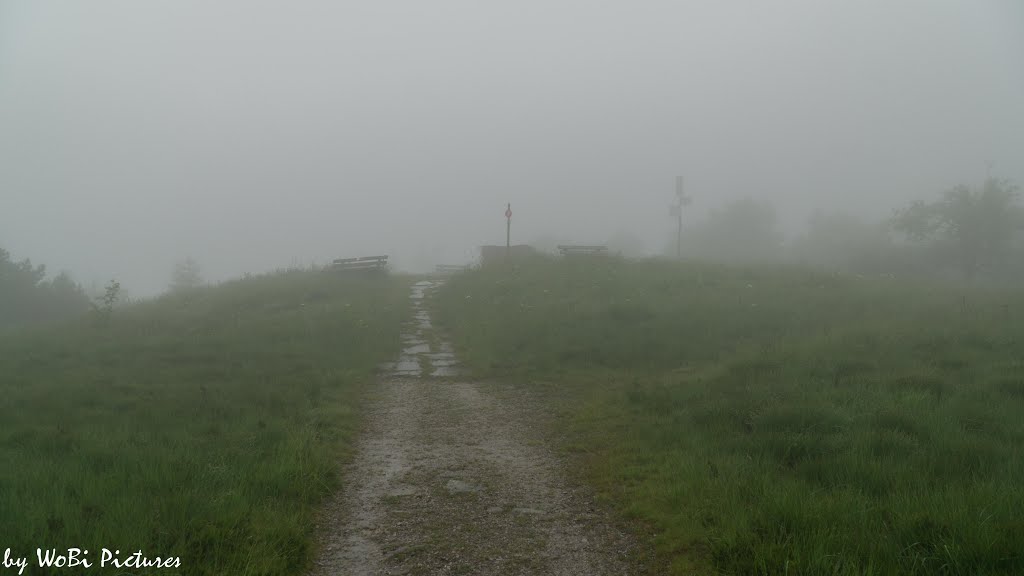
[170,258,204,292]
[892,179,1023,280]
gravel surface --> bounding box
[310,281,644,575]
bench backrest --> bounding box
[557,245,608,256]
[331,255,389,272]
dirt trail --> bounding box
[310,280,641,575]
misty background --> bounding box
[2,1,1022,296]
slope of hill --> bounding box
[435,257,1024,575]
[0,270,408,575]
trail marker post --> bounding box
[505,203,512,259]
[672,176,692,258]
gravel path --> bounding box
[310,280,642,575]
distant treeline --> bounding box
[0,247,91,329]
[669,178,1024,283]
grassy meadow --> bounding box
[0,270,408,575]
[435,256,1024,575]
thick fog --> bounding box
[1,1,1022,295]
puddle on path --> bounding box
[402,343,430,355]
[394,357,421,373]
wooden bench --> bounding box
[331,255,389,273]
[435,264,471,276]
[557,245,608,257]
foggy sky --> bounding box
[2,1,1022,295]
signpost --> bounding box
[673,176,692,259]
[505,203,512,259]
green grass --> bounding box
[435,256,1024,575]
[0,270,409,575]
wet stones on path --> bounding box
[378,280,461,380]
[310,279,642,576]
